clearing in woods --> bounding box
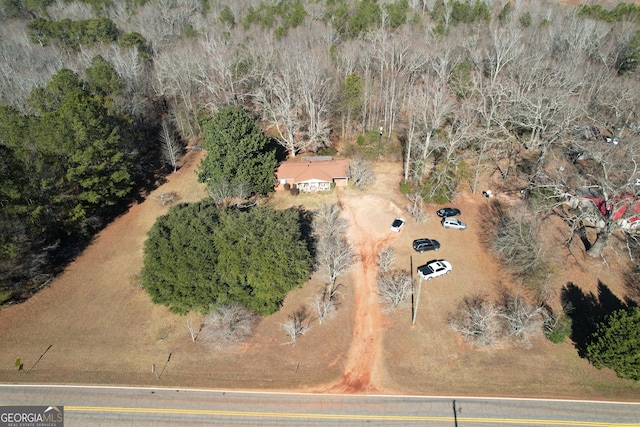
[0,150,639,400]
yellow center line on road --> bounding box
[65,406,640,426]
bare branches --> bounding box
[207,178,255,208]
[314,203,355,286]
[313,203,348,239]
[377,269,412,313]
[281,306,311,345]
[497,290,547,348]
[377,247,396,274]
[485,202,552,298]
[309,283,343,325]
[349,157,376,189]
[449,290,549,349]
[310,203,352,325]
[405,192,428,223]
[159,119,182,173]
[316,236,356,286]
[185,315,204,342]
[449,294,503,349]
[202,304,260,350]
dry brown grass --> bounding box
[0,153,639,400]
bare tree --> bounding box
[296,49,333,152]
[206,177,255,208]
[449,294,503,349]
[313,203,348,239]
[377,247,396,273]
[153,41,202,138]
[534,134,640,258]
[202,304,259,350]
[349,157,376,189]
[377,269,412,313]
[423,105,474,202]
[414,74,457,177]
[492,212,544,276]
[107,45,153,117]
[281,306,311,344]
[485,23,524,85]
[405,192,428,223]
[309,283,343,325]
[316,235,355,288]
[159,119,182,173]
[312,202,352,323]
[254,45,304,158]
[488,204,552,298]
[498,289,547,348]
[185,314,205,342]
[196,34,252,109]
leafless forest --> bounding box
[1,0,640,294]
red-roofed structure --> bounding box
[585,194,640,228]
[275,156,349,192]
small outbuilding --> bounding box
[275,156,349,192]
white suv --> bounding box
[417,260,452,280]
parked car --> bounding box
[417,260,452,280]
[436,207,461,217]
[441,217,467,230]
[412,238,441,253]
[390,218,405,232]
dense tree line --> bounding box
[141,201,313,315]
[0,56,157,304]
[28,17,119,49]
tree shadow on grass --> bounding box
[561,281,637,357]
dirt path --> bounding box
[324,182,405,393]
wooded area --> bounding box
[1,0,639,369]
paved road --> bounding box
[1,385,639,426]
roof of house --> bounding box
[276,157,349,183]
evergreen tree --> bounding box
[85,55,125,97]
[198,107,277,197]
[585,307,640,381]
[28,69,133,229]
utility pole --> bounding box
[410,255,422,325]
[412,277,422,324]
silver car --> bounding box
[441,217,466,230]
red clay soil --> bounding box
[323,195,398,393]
[0,152,639,400]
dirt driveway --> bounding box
[0,152,639,400]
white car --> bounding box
[417,260,452,280]
[441,217,466,230]
[390,218,405,232]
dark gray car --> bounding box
[412,238,441,253]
